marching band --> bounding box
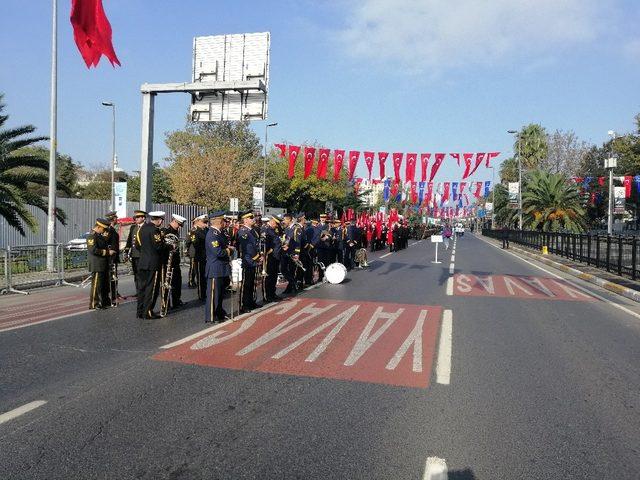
[87,209,420,323]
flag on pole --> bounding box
[317,148,330,179]
[70,0,121,67]
[333,149,345,181]
[288,145,301,179]
[303,146,316,179]
[364,151,375,180]
[378,152,389,179]
[420,153,430,182]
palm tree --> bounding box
[0,94,66,235]
[492,183,518,228]
[522,170,586,232]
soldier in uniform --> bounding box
[205,211,234,323]
[344,218,360,270]
[136,211,165,319]
[104,211,120,305]
[87,218,116,309]
[192,214,208,301]
[316,214,331,275]
[237,210,262,313]
[281,213,302,294]
[160,214,187,310]
[303,215,317,286]
[185,217,198,288]
[262,215,282,303]
[124,210,146,295]
[330,219,343,264]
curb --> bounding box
[482,236,640,304]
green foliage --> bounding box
[127,163,174,203]
[14,146,80,197]
[492,183,518,228]
[516,123,548,170]
[522,170,586,232]
[0,94,66,235]
[499,157,518,183]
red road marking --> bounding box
[453,274,597,302]
[154,298,443,389]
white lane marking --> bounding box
[484,239,640,322]
[446,277,453,296]
[449,263,455,274]
[436,309,453,385]
[380,252,393,258]
[450,255,455,262]
[160,303,280,349]
[0,310,91,334]
[0,401,47,425]
[423,456,448,479]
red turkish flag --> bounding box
[405,153,417,182]
[426,182,434,206]
[442,182,451,203]
[70,0,121,68]
[392,153,403,181]
[378,152,389,178]
[420,153,431,182]
[624,175,633,198]
[317,148,330,179]
[486,152,500,167]
[274,143,287,158]
[462,153,474,179]
[354,178,363,194]
[598,176,605,187]
[391,180,399,198]
[348,151,360,180]
[410,182,418,204]
[474,181,483,198]
[430,153,446,182]
[303,147,316,179]
[333,149,345,181]
[467,152,486,178]
[459,182,467,194]
[364,151,375,180]
[288,145,301,179]
[450,153,461,166]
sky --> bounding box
[1,0,639,185]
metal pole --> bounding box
[608,167,614,235]
[490,166,495,228]
[263,125,268,215]
[518,136,523,230]
[46,0,57,271]
[110,104,116,210]
[139,92,155,212]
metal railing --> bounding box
[483,229,640,280]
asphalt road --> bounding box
[0,233,639,479]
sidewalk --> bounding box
[481,234,640,303]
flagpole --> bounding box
[46,0,58,271]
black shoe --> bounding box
[239,308,252,314]
[146,311,161,319]
[251,303,263,309]
[171,300,185,309]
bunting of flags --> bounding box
[571,174,640,204]
[274,144,500,184]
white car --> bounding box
[454,224,465,236]
[65,232,91,251]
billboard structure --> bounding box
[138,32,271,211]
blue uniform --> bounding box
[344,224,360,270]
[204,227,232,322]
[237,225,260,310]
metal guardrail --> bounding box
[482,229,640,280]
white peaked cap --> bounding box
[148,211,165,218]
[172,214,187,224]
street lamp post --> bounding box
[488,165,495,228]
[607,130,617,235]
[263,122,278,214]
[102,101,116,210]
[508,130,522,229]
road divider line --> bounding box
[449,263,455,274]
[380,252,392,258]
[436,310,452,385]
[0,401,47,426]
[450,255,455,262]
[483,237,640,322]
[446,277,453,296]
[423,456,448,479]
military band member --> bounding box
[192,214,208,301]
[105,211,120,305]
[262,215,282,303]
[344,219,360,270]
[205,211,234,323]
[331,219,344,264]
[185,217,198,288]
[124,210,146,294]
[237,210,262,313]
[281,213,302,294]
[136,211,165,319]
[161,214,187,310]
[87,218,116,309]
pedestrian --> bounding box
[443,224,452,250]
[501,225,510,249]
[87,217,116,309]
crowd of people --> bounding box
[87,210,424,322]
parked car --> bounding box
[65,232,91,251]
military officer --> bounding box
[124,210,146,294]
[161,214,187,310]
[87,218,116,309]
[205,211,234,323]
[262,215,282,303]
[136,211,165,319]
[104,211,120,305]
[331,219,344,265]
[192,214,208,301]
[237,210,262,313]
[185,217,198,288]
[344,219,360,270]
[281,213,302,294]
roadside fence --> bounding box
[482,229,640,280]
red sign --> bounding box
[155,298,443,389]
[453,274,597,302]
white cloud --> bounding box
[337,0,608,74]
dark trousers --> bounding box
[263,254,279,300]
[137,268,160,317]
[502,237,509,249]
[109,262,118,304]
[188,257,197,287]
[195,259,206,300]
[240,266,257,310]
[205,276,227,322]
[131,257,140,293]
[302,249,314,285]
[281,255,297,292]
[89,271,109,309]
[344,245,356,270]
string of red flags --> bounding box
[571,174,640,204]
[273,144,500,183]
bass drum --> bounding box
[325,262,347,284]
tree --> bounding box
[0,94,66,235]
[492,183,518,227]
[12,146,81,198]
[499,157,518,183]
[516,124,548,170]
[80,168,113,200]
[542,129,591,176]
[165,121,262,210]
[127,163,174,203]
[522,170,586,232]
